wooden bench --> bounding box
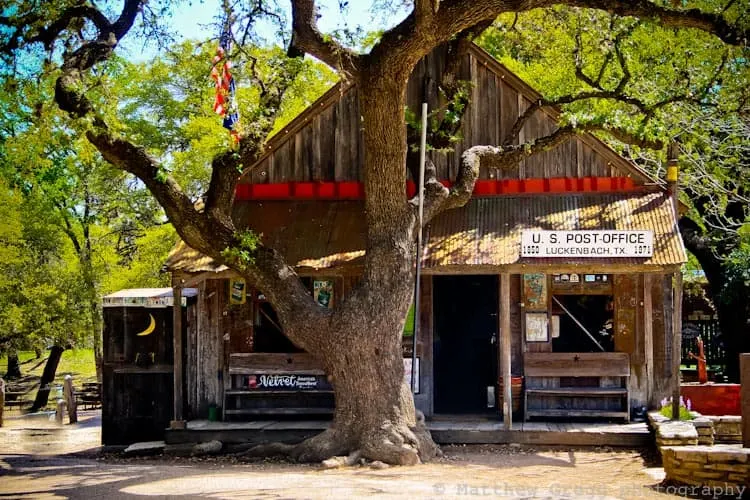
[3,390,30,411]
[524,352,630,421]
[75,383,102,410]
[224,353,334,418]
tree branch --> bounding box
[422,121,662,223]
[289,0,361,77]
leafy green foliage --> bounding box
[222,230,262,266]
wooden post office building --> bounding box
[165,44,686,425]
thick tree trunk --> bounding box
[258,73,440,465]
[257,285,438,465]
[5,349,21,379]
[30,345,65,412]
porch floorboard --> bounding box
[165,417,651,447]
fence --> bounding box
[681,320,726,373]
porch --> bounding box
[165,417,651,448]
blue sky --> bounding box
[120,0,407,60]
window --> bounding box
[252,299,303,353]
[551,294,614,353]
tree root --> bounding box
[241,411,440,467]
[241,427,350,463]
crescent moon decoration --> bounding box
[136,314,156,336]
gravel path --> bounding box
[0,413,687,499]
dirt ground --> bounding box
[0,412,715,499]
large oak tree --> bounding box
[2,0,748,465]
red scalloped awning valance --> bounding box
[234,177,638,201]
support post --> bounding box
[643,274,654,409]
[501,273,512,430]
[0,378,5,427]
[741,354,750,447]
[63,375,77,424]
[55,399,65,425]
[171,284,185,428]
[672,272,683,420]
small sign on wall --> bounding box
[313,279,334,308]
[551,315,561,339]
[404,357,420,394]
[523,273,547,311]
[525,313,549,342]
[229,278,246,305]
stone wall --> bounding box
[707,416,742,444]
[661,445,750,487]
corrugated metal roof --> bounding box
[165,192,686,274]
[165,201,366,273]
[425,192,686,269]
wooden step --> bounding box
[224,407,334,416]
[526,388,627,396]
[525,409,629,419]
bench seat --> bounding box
[524,352,630,422]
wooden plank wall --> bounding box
[615,274,649,408]
[651,274,674,406]
[246,49,621,185]
[190,280,224,417]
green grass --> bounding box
[1,348,97,391]
[659,404,694,421]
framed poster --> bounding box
[313,279,334,308]
[522,273,547,311]
[525,312,549,342]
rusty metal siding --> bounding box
[166,192,686,273]
[424,192,686,269]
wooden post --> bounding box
[667,143,683,420]
[171,284,185,428]
[55,399,65,425]
[643,274,654,409]
[741,354,750,448]
[672,272,683,421]
[0,377,5,427]
[63,375,77,424]
[501,273,512,430]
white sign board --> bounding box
[404,358,419,394]
[521,230,653,258]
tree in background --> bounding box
[0,36,333,389]
[477,9,749,380]
[2,0,748,464]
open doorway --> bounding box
[433,275,498,414]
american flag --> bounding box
[211,20,240,143]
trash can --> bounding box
[208,404,220,422]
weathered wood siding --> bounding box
[245,46,637,185]
[188,280,224,417]
[651,274,675,406]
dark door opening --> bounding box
[433,275,498,414]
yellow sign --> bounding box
[136,314,156,336]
